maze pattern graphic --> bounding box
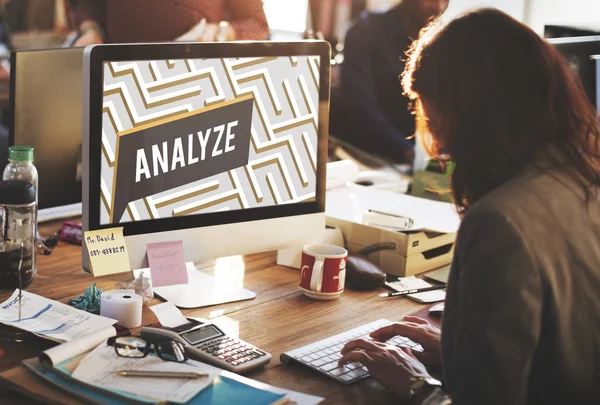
[100,56,321,224]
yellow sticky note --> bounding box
[84,227,131,276]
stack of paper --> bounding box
[0,289,117,343]
[72,344,220,403]
[326,186,460,233]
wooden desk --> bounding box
[0,222,430,404]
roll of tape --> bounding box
[100,289,143,328]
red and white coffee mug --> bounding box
[300,244,348,299]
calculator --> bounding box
[140,318,271,374]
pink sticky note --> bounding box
[147,241,189,287]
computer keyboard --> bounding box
[280,319,423,385]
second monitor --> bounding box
[10,47,86,221]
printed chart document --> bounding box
[72,344,219,404]
[0,290,117,343]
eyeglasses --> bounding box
[107,336,188,363]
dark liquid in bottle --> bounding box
[0,246,34,289]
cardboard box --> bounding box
[326,186,460,277]
[327,216,455,276]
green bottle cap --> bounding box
[8,145,34,162]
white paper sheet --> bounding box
[42,326,116,366]
[0,290,117,343]
[149,302,189,328]
[72,343,219,404]
[385,276,432,293]
[326,186,461,234]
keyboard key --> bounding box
[319,361,339,372]
[313,350,328,358]
[301,356,313,363]
[231,361,239,366]
[329,366,352,376]
[346,370,364,379]
[323,348,335,355]
[311,359,327,367]
[323,355,337,362]
[346,363,357,370]
[339,374,355,382]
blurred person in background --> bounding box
[333,0,449,163]
[70,0,269,45]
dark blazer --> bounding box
[335,4,415,160]
[442,149,600,404]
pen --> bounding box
[368,209,412,220]
[379,284,446,298]
[115,370,209,379]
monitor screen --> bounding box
[549,36,600,110]
[100,56,321,225]
[11,48,85,211]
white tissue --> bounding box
[115,272,153,304]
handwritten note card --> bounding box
[146,241,188,287]
[84,227,131,276]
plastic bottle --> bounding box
[3,145,38,237]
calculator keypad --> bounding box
[197,337,267,366]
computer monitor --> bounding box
[10,47,85,221]
[82,42,330,272]
[545,25,600,39]
[549,35,600,109]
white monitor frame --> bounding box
[81,42,330,271]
